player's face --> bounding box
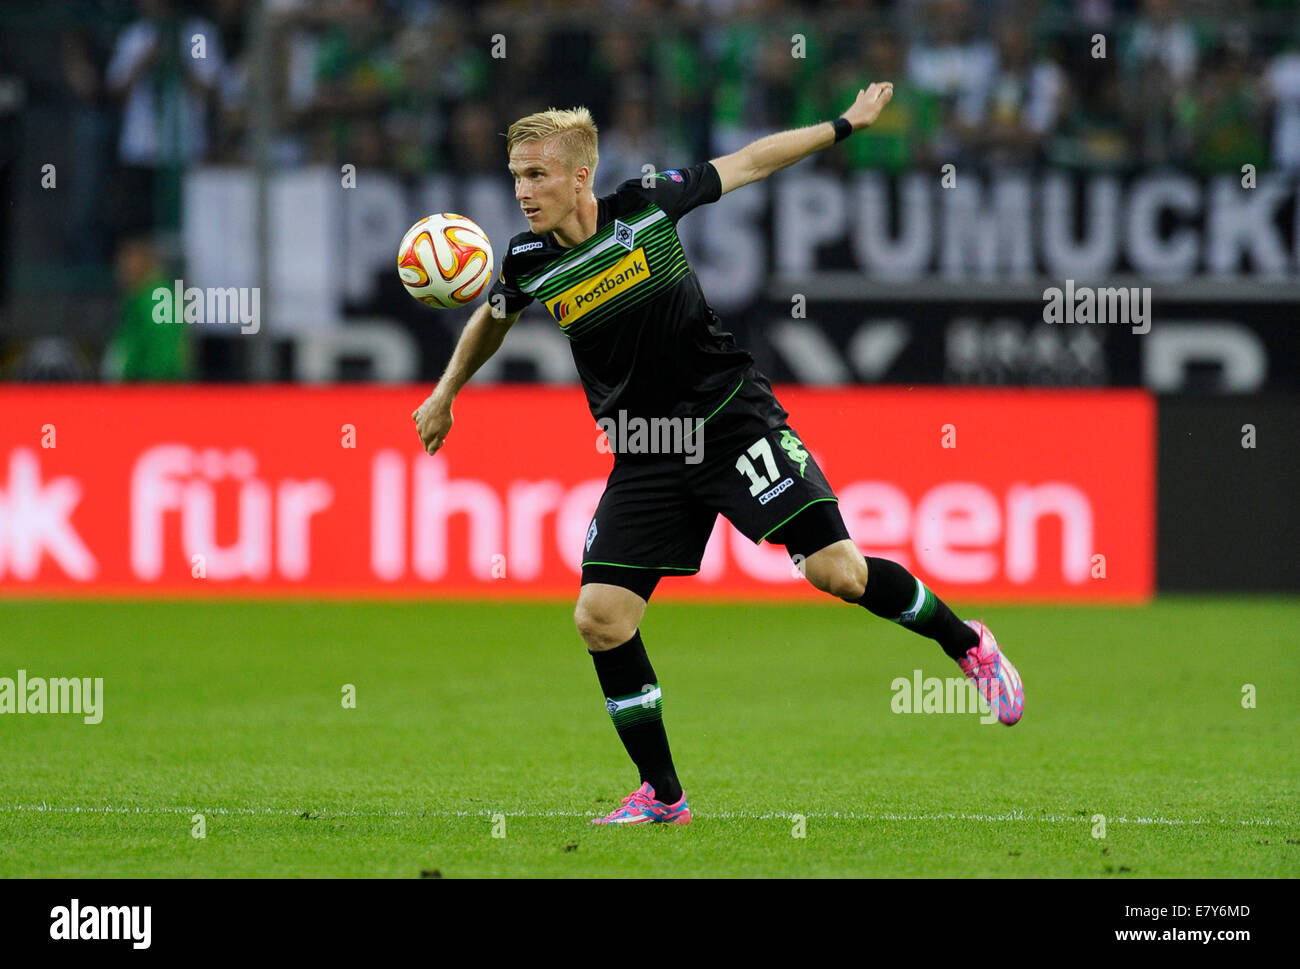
[508,138,583,234]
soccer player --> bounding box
[412,83,1024,826]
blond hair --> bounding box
[506,107,599,177]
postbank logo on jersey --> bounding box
[548,246,650,328]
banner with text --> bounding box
[0,386,1154,601]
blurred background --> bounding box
[0,0,1296,596]
[3,0,1300,385]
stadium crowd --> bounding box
[2,0,1299,379]
[30,0,1300,186]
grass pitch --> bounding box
[0,598,1296,877]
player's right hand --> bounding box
[412,395,453,455]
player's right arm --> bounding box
[412,301,521,455]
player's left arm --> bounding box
[710,82,894,195]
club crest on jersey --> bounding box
[613,220,635,251]
[665,170,684,182]
[586,518,598,551]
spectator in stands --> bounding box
[593,93,687,195]
[61,27,113,263]
[1120,0,1202,165]
[591,28,653,136]
[105,0,225,236]
[1265,27,1300,170]
[447,100,500,176]
[489,29,550,129]
[202,0,253,163]
[706,12,774,155]
[310,0,403,164]
[906,0,998,163]
[648,26,711,160]
[963,18,1067,167]
[1044,0,1117,28]
[1047,54,1134,171]
[832,28,941,173]
[1174,33,1267,174]
[392,10,488,174]
[103,236,191,382]
[751,28,823,130]
[1123,0,1200,84]
[264,0,337,166]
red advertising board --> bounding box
[0,386,1153,601]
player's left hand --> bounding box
[841,82,894,131]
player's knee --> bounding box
[806,548,868,601]
[574,599,636,651]
[824,566,867,602]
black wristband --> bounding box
[832,117,853,143]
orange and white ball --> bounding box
[397,213,494,308]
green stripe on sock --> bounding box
[611,705,662,730]
[606,686,662,731]
[897,578,938,628]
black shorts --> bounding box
[580,371,850,600]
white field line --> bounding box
[0,804,1279,826]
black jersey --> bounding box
[486,161,754,425]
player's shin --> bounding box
[855,556,978,660]
[589,631,683,804]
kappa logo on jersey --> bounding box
[548,247,650,328]
[779,430,809,477]
[511,240,544,255]
[758,476,794,505]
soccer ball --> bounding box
[397,213,494,308]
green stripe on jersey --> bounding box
[562,257,691,339]
[515,206,698,338]
[516,205,661,293]
[543,223,690,338]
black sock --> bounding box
[856,556,978,660]
[589,630,683,804]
